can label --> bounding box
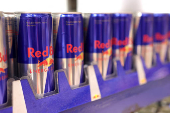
[0,14,8,104]
[153,14,168,63]
[112,14,133,70]
[168,15,170,61]
[54,14,84,86]
[4,14,18,78]
[84,14,112,79]
[0,50,8,80]
[134,14,154,68]
[17,13,54,95]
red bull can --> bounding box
[53,12,84,87]
[112,13,133,71]
[0,11,8,104]
[167,14,170,61]
[84,13,112,79]
[153,14,168,63]
[134,13,154,68]
[3,12,17,78]
[16,12,54,97]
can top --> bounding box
[112,13,132,16]
[83,13,111,14]
[17,12,51,14]
[0,11,3,16]
[3,12,15,17]
[134,12,154,17]
[84,13,112,17]
[153,13,169,17]
[3,12,14,14]
[52,12,81,14]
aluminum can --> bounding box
[3,12,17,77]
[17,12,54,97]
[153,14,168,63]
[134,13,154,68]
[53,12,84,87]
[0,11,8,104]
[112,13,133,71]
[122,14,133,70]
[84,13,112,79]
[112,14,119,61]
[167,14,170,61]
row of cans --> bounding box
[134,13,170,68]
[1,11,170,105]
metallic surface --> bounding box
[168,14,170,62]
[17,13,54,97]
[153,14,168,63]
[3,12,17,78]
[53,13,84,87]
[123,14,133,70]
[0,12,8,105]
[112,13,133,70]
[84,13,112,79]
[134,13,154,68]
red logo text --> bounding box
[30,66,54,74]
[28,46,54,58]
[155,33,168,41]
[112,37,133,46]
[0,51,7,63]
[95,40,111,49]
[143,35,153,43]
[67,43,84,53]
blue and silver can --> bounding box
[0,11,8,105]
[167,14,170,61]
[112,13,133,71]
[84,13,112,79]
[134,13,154,68]
[153,14,168,63]
[16,12,54,97]
[53,12,84,87]
[3,12,17,78]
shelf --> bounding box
[0,55,170,113]
[62,75,170,113]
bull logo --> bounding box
[75,53,84,61]
[38,60,48,67]
[0,68,5,74]
[49,59,54,65]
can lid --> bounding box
[16,12,51,14]
[3,12,14,14]
[0,11,3,16]
[3,12,15,17]
[52,12,81,14]
[83,13,112,14]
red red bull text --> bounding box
[143,35,153,43]
[0,51,7,63]
[28,46,54,58]
[67,43,84,53]
[95,40,111,49]
[155,33,168,41]
[112,37,133,46]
